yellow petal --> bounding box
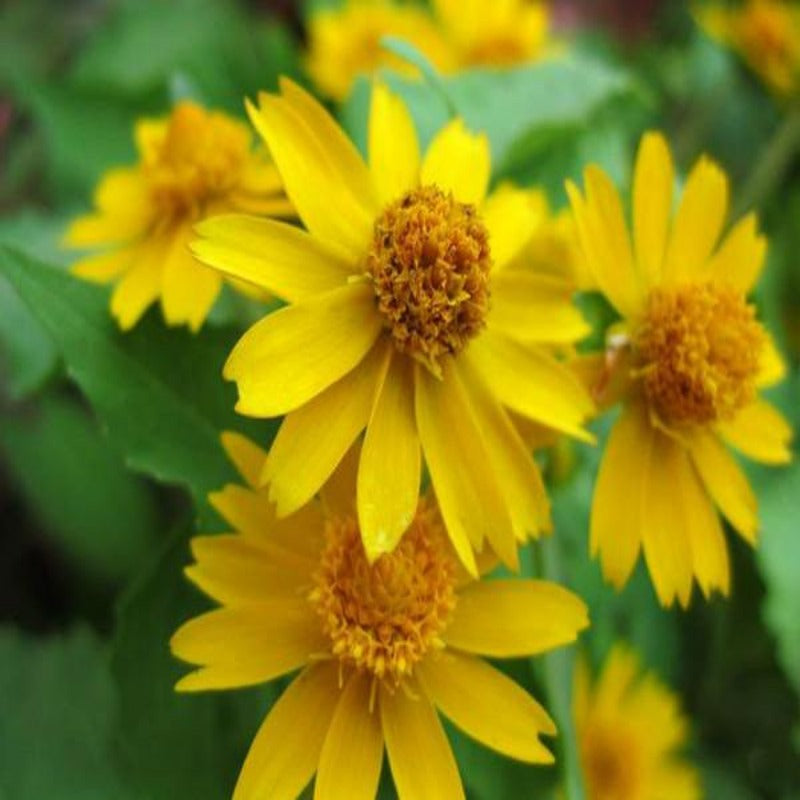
[488,270,591,343]
[170,600,324,691]
[185,534,311,605]
[566,167,642,317]
[662,156,729,283]
[481,184,538,271]
[161,228,222,331]
[70,248,132,283]
[380,680,465,800]
[705,212,767,293]
[689,429,758,544]
[225,282,383,417]
[265,343,387,516]
[458,357,550,540]
[109,237,167,330]
[633,131,674,288]
[420,118,490,206]
[234,662,340,800]
[467,330,594,442]
[220,431,267,489]
[590,403,649,589]
[358,352,421,560]
[641,434,696,608]
[758,332,787,388]
[246,92,374,259]
[192,215,353,302]
[418,650,555,764]
[319,443,361,519]
[444,579,588,657]
[315,673,383,800]
[717,400,793,465]
[368,82,421,206]
[414,363,511,575]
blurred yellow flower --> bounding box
[193,80,594,575]
[575,646,701,800]
[65,101,292,331]
[171,433,589,800]
[699,0,800,96]
[567,131,793,607]
[305,0,454,101]
[432,0,550,68]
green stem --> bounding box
[528,540,586,800]
[734,108,800,218]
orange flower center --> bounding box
[309,501,458,686]
[635,282,765,426]
[737,0,798,69]
[144,102,250,222]
[582,727,640,799]
[366,185,492,374]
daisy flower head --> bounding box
[567,131,793,607]
[65,101,292,331]
[574,645,701,800]
[698,0,800,97]
[192,79,595,575]
[171,433,590,800]
[304,0,455,102]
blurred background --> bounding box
[0,1,799,798]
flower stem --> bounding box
[529,539,587,800]
[734,108,800,218]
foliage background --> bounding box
[0,1,798,798]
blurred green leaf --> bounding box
[111,523,273,799]
[0,245,273,523]
[0,625,133,799]
[0,392,158,582]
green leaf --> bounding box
[0,245,273,522]
[111,524,273,799]
[0,626,134,799]
[0,392,159,582]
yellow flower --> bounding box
[192,80,594,575]
[304,0,455,102]
[65,101,292,331]
[432,0,551,68]
[567,131,793,607]
[171,433,590,800]
[574,645,701,800]
[698,0,800,97]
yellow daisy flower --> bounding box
[698,0,800,97]
[171,433,590,800]
[574,645,701,800]
[192,80,594,574]
[432,0,550,68]
[304,0,455,102]
[65,101,292,331]
[567,132,793,607]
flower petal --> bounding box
[662,156,729,283]
[170,600,325,691]
[380,680,465,800]
[705,212,767,293]
[315,672,383,800]
[225,282,383,417]
[717,400,793,465]
[220,431,267,489]
[689,429,758,544]
[70,247,133,283]
[758,332,787,388]
[233,662,340,800]
[633,131,674,288]
[421,118,490,206]
[481,184,538,271]
[193,215,353,302]
[444,579,588,657]
[109,236,168,330]
[358,352,421,560]
[467,330,594,442]
[369,82,421,206]
[265,343,387,516]
[418,650,555,763]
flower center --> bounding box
[582,728,640,799]
[366,185,492,374]
[634,281,765,426]
[145,102,250,221]
[309,501,458,686]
